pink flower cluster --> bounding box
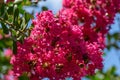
[11,0,120,80]
[4,70,18,80]
[63,0,120,34]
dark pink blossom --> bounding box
[11,11,104,80]
[10,0,120,79]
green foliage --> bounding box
[107,32,120,50]
[86,67,120,80]
[18,73,30,80]
[13,40,17,54]
[0,1,34,54]
[42,6,48,11]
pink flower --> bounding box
[4,70,18,80]
[63,0,120,34]
[4,48,13,58]
[5,32,11,38]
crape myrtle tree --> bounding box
[0,0,120,80]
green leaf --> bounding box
[24,12,31,23]
[13,40,17,54]
[42,6,48,11]
[110,66,116,74]
[0,4,5,16]
[14,0,22,4]
[22,12,33,31]
[0,39,5,49]
[4,11,8,20]
[7,6,14,15]
[14,5,19,18]
[1,23,9,34]
[107,33,111,42]
[13,5,19,27]
[18,4,25,14]
[0,4,8,20]
[19,73,30,80]
[20,17,26,30]
[113,33,119,40]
